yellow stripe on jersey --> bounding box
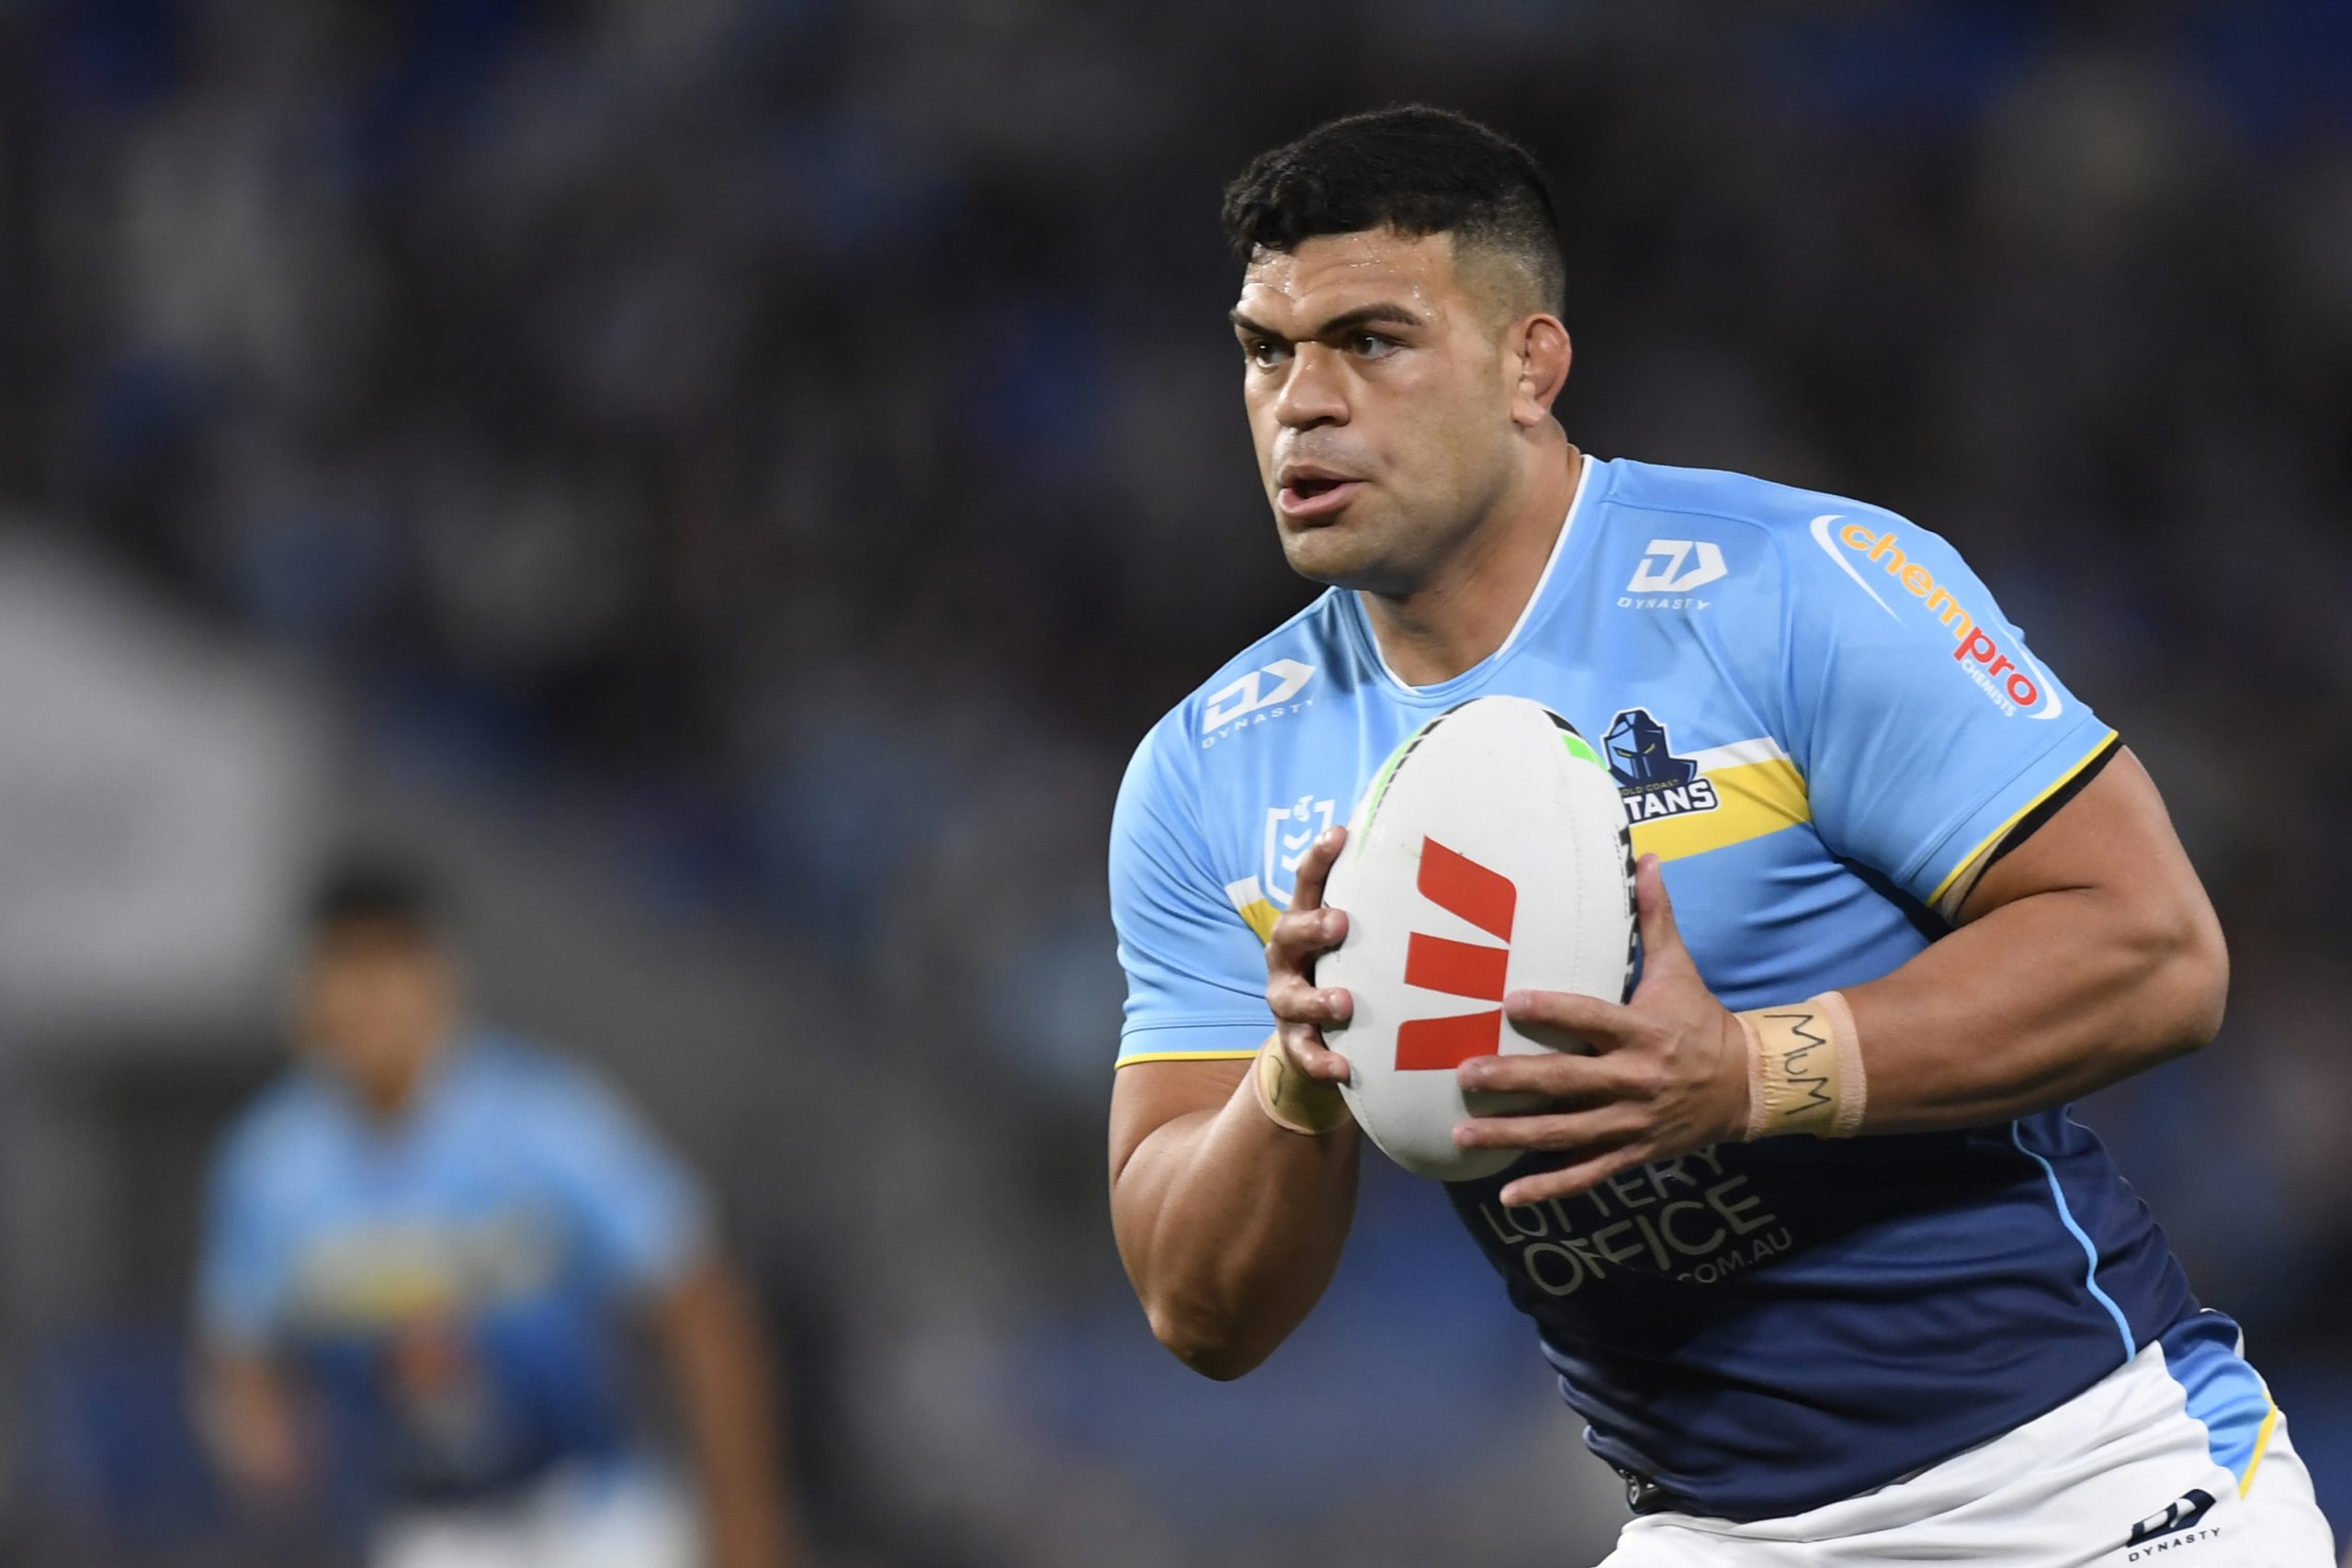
[1105,871,1280,1070]
[1223,746,1814,931]
[1223,875,1283,942]
[1116,1048,1261,1067]
[1631,755,1811,863]
[1235,898,1281,943]
[1926,729,2120,908]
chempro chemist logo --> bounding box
[1811,514,2064,720]
[1201,659,1316,748]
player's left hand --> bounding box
[1453,852,1750,1208]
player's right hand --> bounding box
[1264,825,1354,1085]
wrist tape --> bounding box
[1253,1040,1352,1135]
[1735,990,1866,1140]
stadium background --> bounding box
[0,0,2346,1562]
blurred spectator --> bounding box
[193,860,796,1568]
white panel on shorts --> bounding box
[1597,1343,2335,1568]
[372,1462,704,1568]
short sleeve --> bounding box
[1108,726,1273,1066]
[195,1125,292,1348]
[531,1061,709,1299]
[1780,512,2117,908]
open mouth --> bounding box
[1278,476,1364,519]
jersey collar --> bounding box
[1345,452,1610,706]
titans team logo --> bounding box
[1604,709,1721,824]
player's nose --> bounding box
[1272,343,1351,429]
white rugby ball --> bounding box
[1321,695,1636,1182]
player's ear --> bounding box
[1508,313,1571,427]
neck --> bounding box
[1359,434,1583,687]
[338,1031,453,1123]
[358,1066,424,1121]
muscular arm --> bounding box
[1109,1056,1359,1380]
[1842,746,2227,1131]
[1108,827,1363,1381]
[1463,748,2229,1203]
[198,1346,309,1504]
[648,1257,798,1568]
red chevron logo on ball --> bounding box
[1395,838,1517,1071]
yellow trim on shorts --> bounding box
[1115,1048,1260,1068]
[1926,729,2119,908]
[2239,1403,2280,1497]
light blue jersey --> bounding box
[198,1032,706,1505]
[1109,456,2273,1519]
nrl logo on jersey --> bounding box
[1223,794,1339,940]
[1603,708,1721,824]
[1201,659,1317,749]
[1261,795,1336,905]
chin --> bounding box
[1278,518,1405,593]
[1277,527,1365,588]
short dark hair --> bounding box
[310,855,439,936]
[1220,105,1566,315]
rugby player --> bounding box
[197,862,797,1568]
[1106,107,2335,1563]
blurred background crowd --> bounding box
[0,0,2346,1562]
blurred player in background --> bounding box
[196,862,796,1568]
[1107,107,2335,1564]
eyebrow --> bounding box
[1228,301,1429,344]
